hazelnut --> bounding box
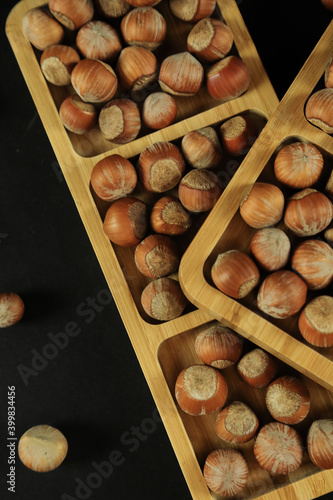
[215,401,259,444]
[40,45,80,86]
[141,277,187,321]
[142,92,177,130]
[137,142,185,193]
[250,227,291,272]
[158,52,204,96]
[211,250,260,299]
[0,292,24,328]
[219,114,257,156]
[18,425,68,472]
[116,46,157,93]
[150,196,192,236]
[98,98,141,144]
[178,169,222,212]
[103,197,148,247]
[71,59,118,104]
[59,95,98,135]
[265,376,310,425]
[76,20,122,62]
[307,419,333,469]
[48,0,94,30]
[90,154,137,202]
[22,7,65,51]
[121,7,167,50]
[237,348,277,388]
[257,270,307,319]
[325,224,333,246]
[203,449,249,497]
[187,18,233,63]
[134,234,180,278]
[175,364,228,416]
[240,182,285,229]
[298,296,333,347]
[305,88,333,134]
[206,55,251,101]
[194,322,243,369]
[291,239,333,290]
[169,0,216,23]
[126,0,162,5]
[274,141,324,189]
[181,127,222,169]
[284,188,333,237]
[254,422,303,475]
[94,0,131,18]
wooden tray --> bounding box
[4,0,302,498]
[178,18,333,496]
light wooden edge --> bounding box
[179,21,333,397]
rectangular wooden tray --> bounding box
[8,0,332,498]
[178,18,333,498]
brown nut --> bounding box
[71,59,118,103]
[291,239,333,290]
[48,0,94,30]
[203,449,249,497]
[22,7,65,51]
[158,52,204,96]
[175,364,228,416]
[178,169,222,212]
[142,92,177,130]
[98,98,141,144]
[265,376,310,425]
[195,322,243,369]
[141,277,187,321]
[76,20,122,62]
[215,401,259,444]
[0,292,24,328]
[90,154,137,202]
[187,18,233,63]
[181,127,222,169]
[219,114,257,156]
[134,234,180,278]
[257,270,307,319]
[137,142,185,193]
[18,425,68,472]
[298,295,333,347]
[206,55,251,101]
[116,46,157,93]
[211,249,260,299]
[305,88,333,134]
[169,0,216,22]
[240,182,285,229]
[40,44,80,86]
[121,7,167,50]
[284,188,333,237]
[59,95,98,134]
[150,196,192,236]
[103,197,148,247]
[237,348,277,388]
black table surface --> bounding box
[1,1,333,499]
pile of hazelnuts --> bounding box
[211,137,333,348]
[21,0,256,323]
[174,321,333,497]
[22,0,251,142]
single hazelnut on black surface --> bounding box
[0,293,24,328]
[18,425,68,472]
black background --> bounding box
[1,1,333,499]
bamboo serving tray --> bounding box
[8,0,330,498]
[178,18,333,499]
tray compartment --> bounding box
[158,321,333,499]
